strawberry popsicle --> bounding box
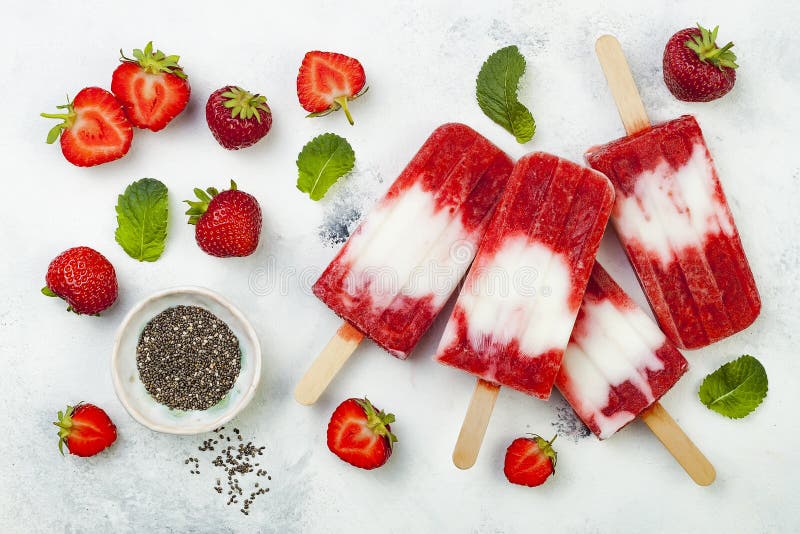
[435,152,614,399]
[556,262,688,439]
[313,123,514,358]
[586,115,760,349]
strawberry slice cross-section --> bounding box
[297,51,367,125]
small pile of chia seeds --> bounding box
[185,427,272,516]
[137,305,241,411]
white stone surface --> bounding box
[1,0,798,532]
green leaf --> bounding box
[476,45,536,143]
[698,355,768,419]
[41,286,58,297]
[296,133,355,201]
[46,124,63,144]
[115,178,169,262]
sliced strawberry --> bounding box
[41,87,133,167]
[326,398,396,469]
[503,435,557,487]
[54,403,117,457]
[297,51,367,125]
[111,41,191,131]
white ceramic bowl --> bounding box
[112,286,261,434]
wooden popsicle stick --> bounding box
[595,35,651,135]
[452,379,501,469]
[641,402,716,486]
[294,322,365,406]
[595,34,716,486]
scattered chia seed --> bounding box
[184,427,271,516]
[137,305,241,411]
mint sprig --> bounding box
[296,133,355,201]
[115,178,169,262]
[476,45,535,143]
[698,355,767,419]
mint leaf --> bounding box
[296,133,355,201]
[698,355,768,419]
[476,45,535,143]
[115,178,169,262]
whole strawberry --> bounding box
[111,41,191,131]
[41,87,133,167]
[54,403,117,457]
[297,51,367,125]
[327,397,397,470]
[185,180,262,257]
[663,24,738,102]
[503,435,557,487]
[42,247,118,315]
[206,86,272,150]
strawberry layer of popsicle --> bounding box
[313,123,514,358]
[586,115,760,349]
[435,152,614,399]
[556,263,688,439]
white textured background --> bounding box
[1,0,798,532]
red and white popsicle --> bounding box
[587,39,761,350]
[295,123,514,405]
[556,262,715,485]
[435,151,614,468]
[557,263,690,440]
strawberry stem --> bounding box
[685,23,739,70]
[334,96,355,125]
[120,41,187,79]
[41,97,76,143]
[221,87,270,123]
[41,286,58,297]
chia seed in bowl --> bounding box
[136,305,242,411]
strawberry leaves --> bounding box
[296,133,356,201]
[121,41,187,79]
[685,24,738,70]
[115,178,169,262]
[699,355,768,419]
[476,45,536,144]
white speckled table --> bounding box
[2,0,798,532]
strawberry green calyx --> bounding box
[222,87,271,123]
[356,397,398,446]
[184,180,237,225]
[531,434,558,470]
[41,286,91,314]
[41,286,58,297]
[685,24,739,70]
[306,86,369,125]
[53,404,78,455]
[40,96,76,144]
[120,41,187,79]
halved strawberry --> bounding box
[41,87,133,167]
[111,41,191,131]
[54,403,117,457]
[326,398,396,469]
[297,51,367,125]
[503,435,557,487]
